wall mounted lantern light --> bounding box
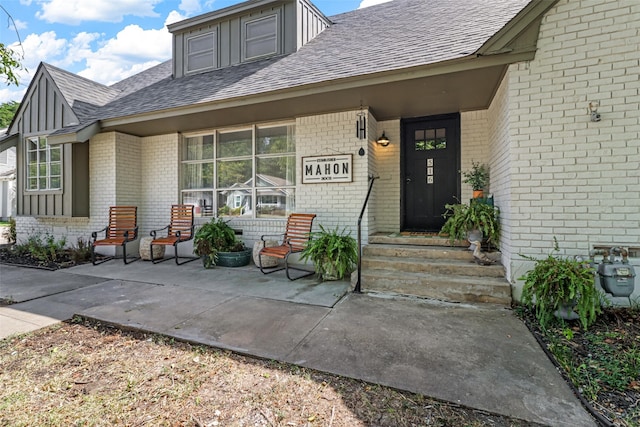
[376,132,390,147]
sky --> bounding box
[0,0,392,104]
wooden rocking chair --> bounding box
[258,213,316,280]
[91,206,139,265]
[149,204,198,265]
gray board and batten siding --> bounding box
[11,68,90,218]
[170,0,330,78]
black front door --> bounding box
[402,114,460,231]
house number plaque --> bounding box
[426,158,434,184]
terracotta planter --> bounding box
[472,190,484,199]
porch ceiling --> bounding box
[100,64,507,137]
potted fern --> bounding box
[193,218,250,268]
[519,238,601,330]
[462,161,489,198]
[439,200,500,248]
[300,225,358,281]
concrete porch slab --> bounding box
[168,296,331,360]
[79,283,237,331]
[0,264,109,303]
[68,260,350,308]
[287,293,594,427]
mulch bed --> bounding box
[519,307,640,426]
[0,247,91,270]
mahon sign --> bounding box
[302,154,352,183]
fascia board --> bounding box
[47,121,101,145]
[102,50,535,129]
[0,133,18,153]
[477,0,559,56]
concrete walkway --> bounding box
[0,262,596,426]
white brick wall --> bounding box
[296,110,370,241]
[498,0,640,301]
[13,112,376,257]
[140,133,179,235]
[114,132,142,207]
[373,119,400,232]
[90,132,117,225]
[487,75,514,280]
[366,112,378,235]
[15,216,91,247]
[460,110,489,202]
[94,132,141,257]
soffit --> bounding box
[100,63,508,136]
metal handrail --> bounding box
[355,174,378,293]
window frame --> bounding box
[24,135,63,193]
[180,122,296,219]
[185,29,218,74]
[242,13,279,62]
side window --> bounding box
[186,31,217,73]
[244,14,278,61]
[25,136,62,191]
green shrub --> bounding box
[300,225,357,280]
[461,161,489,190]
[70,237,92,264]
[439,200,500,246]
[26,233,66,264]
[520,238,601,330]
[7,232,67,264]
[193,218,244,268]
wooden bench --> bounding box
[91,206,139,265]
[149,204,198,265]
[258,213,316,280]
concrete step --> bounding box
[361,255,505,278]
[360,269,512,305]
[358,238,510,305]
[363,243,478,261]
[368,233,467,247]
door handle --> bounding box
[406,178,412,183]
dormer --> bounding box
[168,0,331,78]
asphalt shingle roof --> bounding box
[109,60,173,98]
[43,64,121,122]
[50,0,532,129]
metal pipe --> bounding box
[355,174,378,293]
[610,246,629,263]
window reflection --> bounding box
[180,124,295,218]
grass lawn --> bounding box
[0,318,540,427]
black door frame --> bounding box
[400,113,461,231]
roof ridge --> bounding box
[42,62,114,92]
[42,62,122,123]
